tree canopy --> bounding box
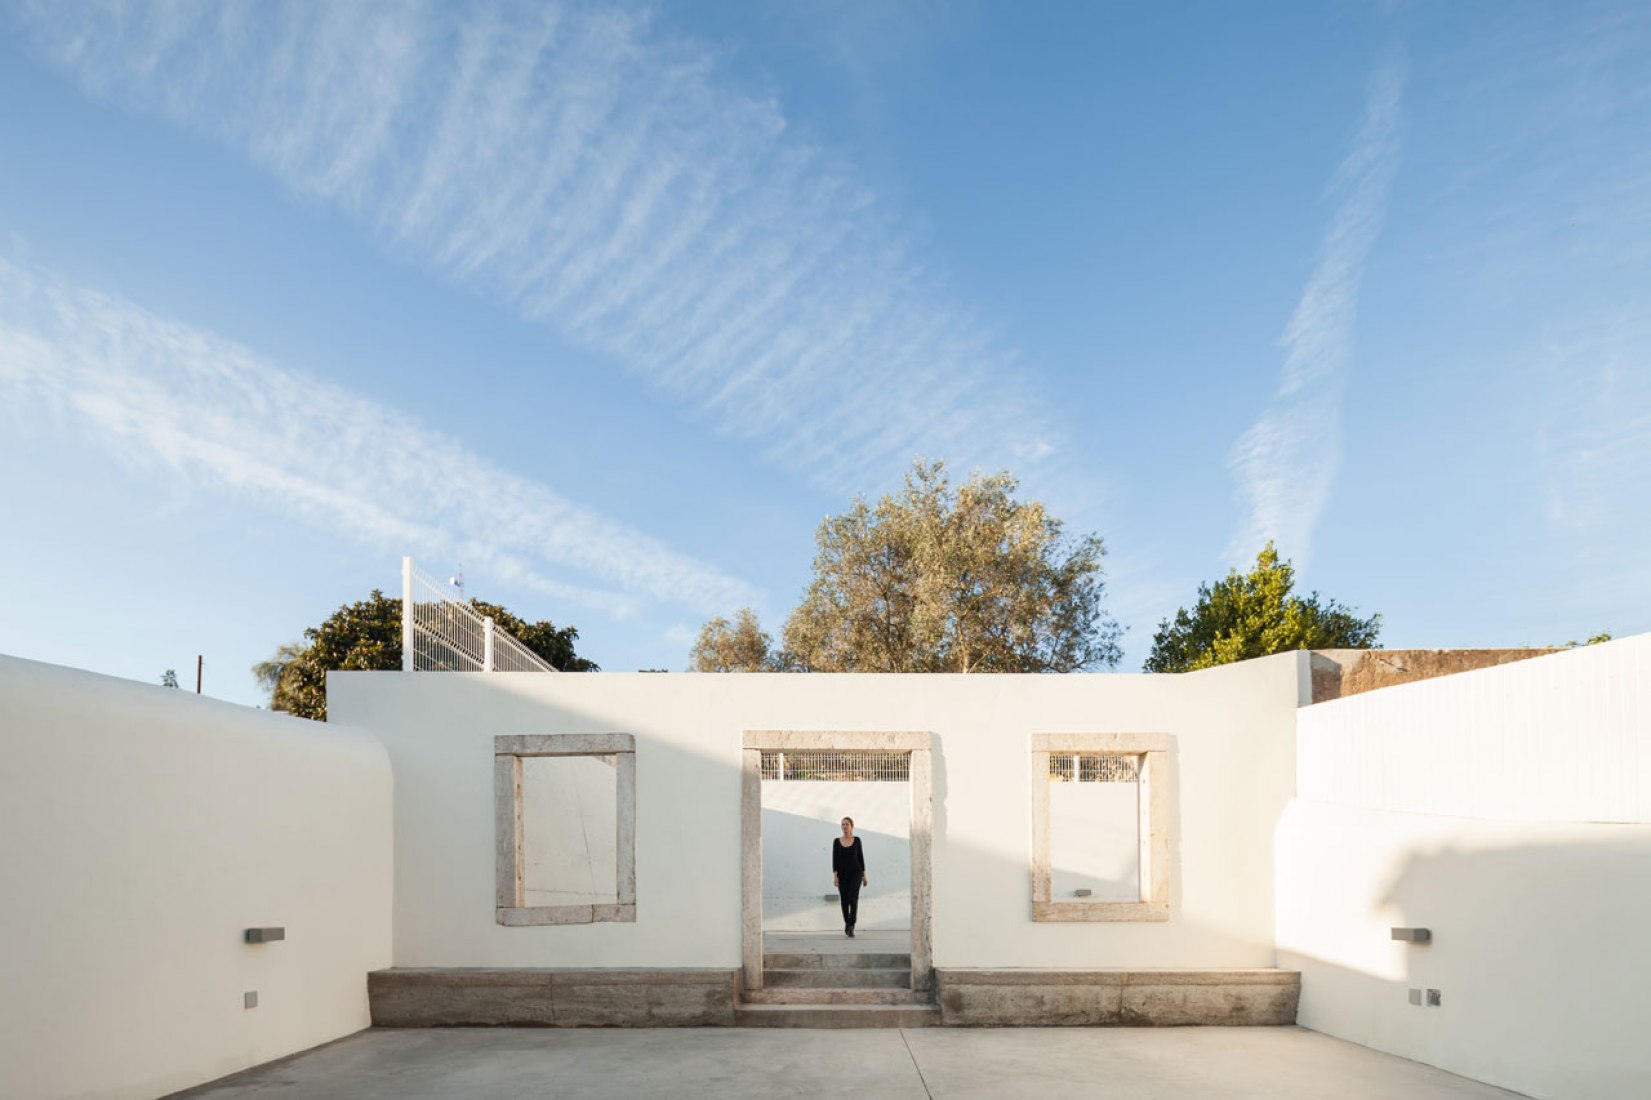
[692,460,1122,673]
[257,590,595,720]
[469,600,597,673]
[691,608,788,672]
[1143,543,1380,673]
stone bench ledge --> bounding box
[934,968,1300,1027]
[937,968,1298,987]
[368,968,740,1027]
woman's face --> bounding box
[840,818,853,837]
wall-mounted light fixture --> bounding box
[1391,927,1431,943]
[245,927,286,944]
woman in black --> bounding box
[832,816,867,937]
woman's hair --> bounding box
[841,816,854,826]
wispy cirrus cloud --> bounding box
[1536,315,1651,552]
[11,0,1056,491]
[1226,54,1406,567]
[0,255,756,617]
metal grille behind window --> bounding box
[1048,752,1141,783]
[760,751,910,782]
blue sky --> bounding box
[2,1,1647,704]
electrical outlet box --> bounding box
[245,927,286,944]
[1408,988,1423,1006]
[1427,989,1442,1006]
[244,991,258,1009]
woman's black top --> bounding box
[832,836,865,878]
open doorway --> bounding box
[740,731,933,993]
[761,749,911,931]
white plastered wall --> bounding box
[329,652,1303,969]
[0,654,393,1100]
[1278,635,1651,1100]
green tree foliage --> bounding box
[1563,631,1613,647]
[257,590,595,721]
[160,669,180,689]
[692,460,1121,673]
[1144,543,1380,673]
[691,608,790,672]
[260,591,402,721]
[251,642,305,700]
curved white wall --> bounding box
[0,655,392,1100]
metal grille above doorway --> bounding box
[1047,753,1142,783]
[759,750,910,782]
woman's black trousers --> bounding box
[839,877,861,930]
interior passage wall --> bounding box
[1049,782,1141,902]
[763,780,911,931]
[521,754,620,906]
[0,655,393,1100]
[330,652,1302,970]
[1278,636,1651,1100]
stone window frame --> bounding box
[494,734,636,926]
[1030,732,1171,922]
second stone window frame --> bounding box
[494,734,636,926]
[1030,732,1171,922]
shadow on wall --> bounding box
[1284,822,1651,1100]
[762,808,911,931]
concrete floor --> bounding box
[170,1027,1530,1099]
[765,929,911,955]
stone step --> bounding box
[735,1003,941,1029]
[763,967,911,990]
[761,952,911,970]
[742,988,931,1006]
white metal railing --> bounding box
[759,751,910,782]
[1048,753,1140,783]
[400,557,557,673]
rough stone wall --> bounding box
[1308,648,1561,703]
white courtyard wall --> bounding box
[1277,636,1651,1100]
[1297,636,1649,822]
[762,780,912,931]
[329,652,1303,969]
[0,655,392,1100]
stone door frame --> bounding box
[740,730,934,993]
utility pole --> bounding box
[196,654,203,694]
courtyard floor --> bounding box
[170,1026,1529,1099]
[764,928,911,954]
